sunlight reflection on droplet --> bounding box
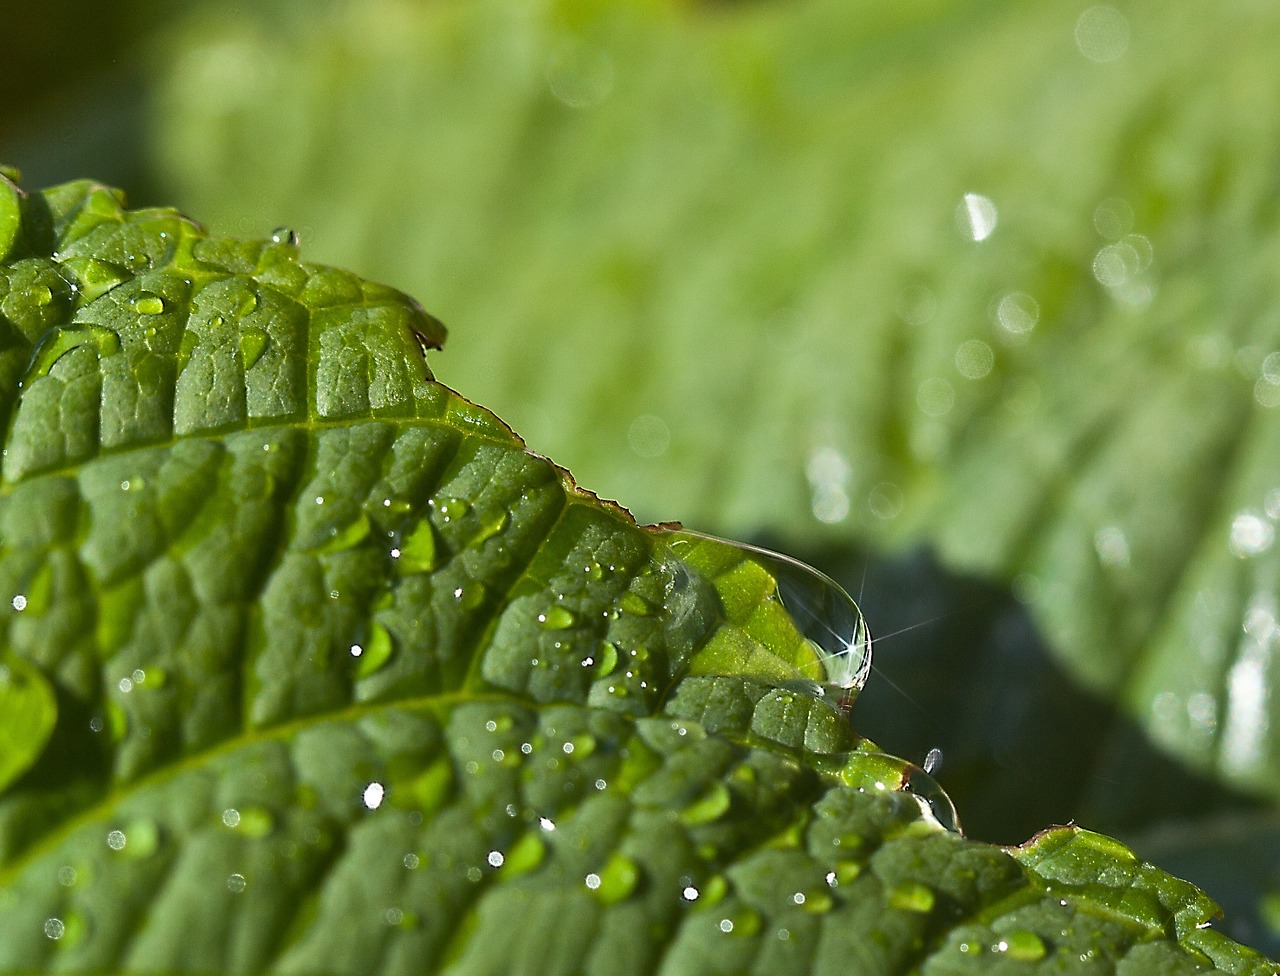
[628,414,670,459]
[362,782,386,809]
[806,447,851,524]
[1254,378,1280,409]
[1093,198,1134,240]
[994,292,1038,342]
[1230,511,1274,558]
[1187,691,1218,735]
[956,193,998,241]
[954,339,994,379]
[916,378,955,417]
[1075,5,1130,63]
[1093,526,1131,569]
[867,482,904,520]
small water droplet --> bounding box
[681,782,732,826]
[10,594,26,612]
[396,520,437,573]
[1075,4,1129,63]
[501,833,547,876]
[318,512,372,554]
[235,806,275,838]
[43,917,65,940]
[1002,929,1047,961]
[619,592,654,617]
[1230,510,1274,558]
[435,497,469,522]
[132,292,165,316]
[957,192,997,241]
[589,853,640,905]
[56,865,77,887]
[887,881,935,913]
[270,227,299,246]
[718,906,762,937]
[537,606,578,630]
[122,819,160,859]
[592,641,619,676]
[226,873,247,894]
[471,510,509,545]
[353,622,394,679]
[363,781,386,809]
[106,829,127,851]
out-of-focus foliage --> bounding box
[147,0,1280,808]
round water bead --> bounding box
[659,529,872,710]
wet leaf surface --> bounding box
[0,174,1272,973]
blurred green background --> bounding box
[7,0,1280,954]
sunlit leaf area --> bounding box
[6,0,1280,967]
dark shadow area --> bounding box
[757,537,1280,955]
[754,537,1268,845]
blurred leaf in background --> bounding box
[8,0,1280,957]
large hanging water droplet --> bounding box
[660,529,871,709]
[902,763,961,834]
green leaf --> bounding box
[0,654,57,794]
[148,0,1280,802]
[0,173,1273,973]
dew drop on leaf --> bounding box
[590,853,640,905]
[537,606,577,630]
[1003,929,1047,961]
[681,782,732,826]
[500,833,547,877]
[132,292,165,315]
[396,520,438,573]
[353,622,394,679]
[660,530,872,709]
[718,906,762,937]
[122,819,160,859]
[0,656,57,793]
[887,881,935,913]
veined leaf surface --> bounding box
[0,173,1272,975]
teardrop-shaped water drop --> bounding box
[353,622,394,679]
[537,605,577,630]
[902,763,961,834]
[132,292,165,316]
[1002,929,1047,961]
[887,881,935,913]
[659,529,871,708]
[397,520,438,573]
